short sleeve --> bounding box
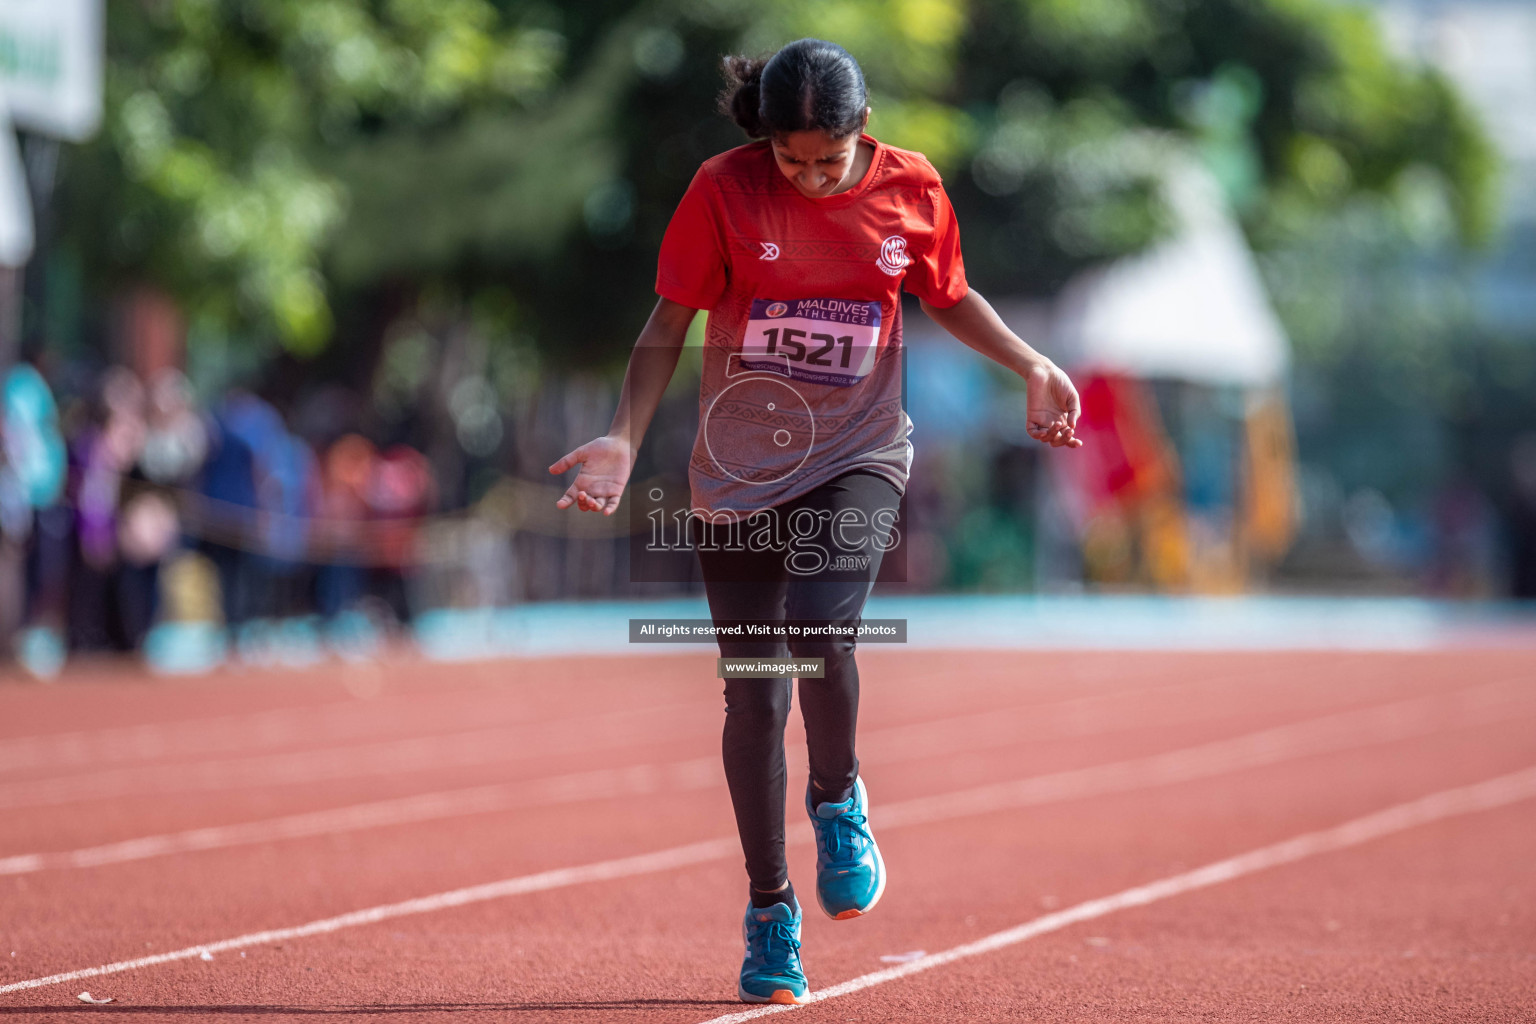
[655,168,728,310]
[904,182,969,309]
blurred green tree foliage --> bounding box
[55,0,1493,363]
[60,0,567,354]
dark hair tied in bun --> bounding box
[718,39,867,140]
[719,54,769,138]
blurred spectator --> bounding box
[260,429,320,617]
[213,389,322,620]
[315,433,376,618]
[196,391,262,628]
[2,361,67,516]
[117,488,178,645]
[66,367,149,651]
[368,442,436,624]
[1423,476,1497,597]
[1053,374,1188,589]
[2,359,67,666]
[1507,434,1536,599]
[110,368,208,648]
[139,369,207,486]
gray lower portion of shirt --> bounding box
[687,341,911,524]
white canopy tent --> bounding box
[0,106,31,266]
[0,0,105,267]
[1046,161,1290,388]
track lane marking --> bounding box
[693,763,1536,1023]
[0,657,1326,787]
[0,652,1214,774]
[0,836,742,996]
[0,681,606,775]
[0,757,721,874]
[877,674,1534,828]
[7,761,1535,1000]
[0,703,718,811]
[0,677,1237,867]
[3,724,1534,995]
[3,675,1530,875]
[0,664,1232,804]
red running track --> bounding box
[0,649,1533,1021]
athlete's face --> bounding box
[770,122,868,199]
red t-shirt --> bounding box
[655,134,969,520]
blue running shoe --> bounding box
[806,776,886,920]
[738,896,810,1004]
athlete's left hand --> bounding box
[549,434,634,515]
[1024,361,1084,448]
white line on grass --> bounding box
[692,763,1536,1024]
[3,676,1526,876]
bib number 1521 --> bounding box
[741,298,881,388]
[759,327,858,368]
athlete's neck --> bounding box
[822,138,875,198]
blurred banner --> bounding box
[0,0,104,140]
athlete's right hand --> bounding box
[549,435,634,516]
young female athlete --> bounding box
[550,38,1083,1005]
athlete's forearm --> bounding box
[920,289,1052,379]
[607,297,695,450]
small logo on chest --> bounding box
[876,235,911,275]
[759,242,780,261]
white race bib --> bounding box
[739,298,881,387]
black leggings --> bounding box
[690,469,902,892]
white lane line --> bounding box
[0,702,715,811]
[855,660,1331,761]
[6,757,1535,1002]
[693,763,1536,1024]
[0,665,1254,816]
[0,656,1315,793]
[0,673,1224,870]
[0,757,719,874]
[0,685,535,776]
[4,676,1529,876]
[0,664,1220,804]
[878,674,1533,828]
[0,678,724,778]
[0,835,741,996]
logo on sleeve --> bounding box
[876,236,911,275]
[759,242,780,261]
